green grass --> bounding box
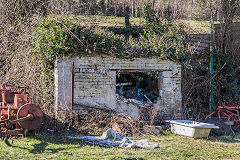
[47,15,213,34]
[50,15,145,27]
[1,133,240,160]
[177,20,211,34]
[36,14,240,35]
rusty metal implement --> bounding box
[0,84,43,146]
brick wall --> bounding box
[55,56,182,120]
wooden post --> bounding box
[125,6,131,28]
[152,0,155,10]
[123,1,126,17]
[174,0,177,19]
[115,2,117,16]
[132,0,134,17]
[125,6,131,41]
[162,0,165,18]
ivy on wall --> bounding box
[32,19,127,80]
[32,18,188,73]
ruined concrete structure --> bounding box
[55,56,182,120]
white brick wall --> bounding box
[55,56,182,120]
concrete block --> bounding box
[143,125,164,135]
[162,71,172,78]
[115,101,139,121]
[162,78,173,84]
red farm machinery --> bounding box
[0,84,43,146]
[205,102,240,136]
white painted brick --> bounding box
[55,56,182,120]
[162,71,172,78]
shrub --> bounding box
[32,19,127,79]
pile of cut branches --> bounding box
[69,108,146,136]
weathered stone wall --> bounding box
[55,56,182,120]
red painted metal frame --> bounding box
[0,85,43,145]
[206,102,240,129]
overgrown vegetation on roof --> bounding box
[32,6,189,78]
[32,18,188,57]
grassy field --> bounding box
[1,133,240,160]
[49,15,214,34]
[50,15,145,27]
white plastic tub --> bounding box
[166,120,219,138]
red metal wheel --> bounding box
[17,104,44,130]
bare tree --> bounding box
[219,0,240,52]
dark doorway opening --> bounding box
[116,72,159,105]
